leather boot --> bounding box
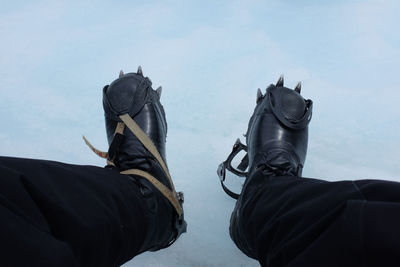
[227,77,313,260]
[103,67,167,173]
[102,67,186,251]
[245,76,313,178]
[217,76,313,199]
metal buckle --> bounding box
[177,191,184,205]
[165,191,187,248]
[217,138,249,199]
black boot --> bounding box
[102,67,186,251]
[245,76,312,178]
[217,76,313,198]
[103,67,167,172]
[220,76,313,259]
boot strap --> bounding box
[83,115,183,218]
[118,114,183,218]
[82,123,125,166]
[121,169,183,216]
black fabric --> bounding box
[0,156,174,267]
[230,169,400,267]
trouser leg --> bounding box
[0,156,174,267]
[289,200,400,267]
[230,169,400,267]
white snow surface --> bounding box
[1,1,400,266]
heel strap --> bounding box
[83,114,183,218]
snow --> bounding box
[1,1,400,266]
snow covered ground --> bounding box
[1,1,400,266]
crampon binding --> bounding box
[217,138,249,199]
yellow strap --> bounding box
[114,122,125,135]
[119,113,183,217]
[119,114,176,193]
[121,169,183,217]
[107,160,115,166]
[84,115,183,216]
[82,136,108,159]
[83,122,125,162]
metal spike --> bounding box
[294,82,301,93]
[276,75,284,87]
[256,88,263,103]
[156,86,162,98]
[137,66,143,76]
[235,138,241,146]
[119,70,124,78]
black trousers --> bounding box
[230,169,400,267]
[0,156,174,267]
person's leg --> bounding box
[101,68,186,250]
[354,179,400,202]
[230,169,359,266]
[0,162,78,267]
[224,77,400,266]
[289,197,400,267]
[0,68,185,266]
[231,169,400,266]
[0,156,172,267]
